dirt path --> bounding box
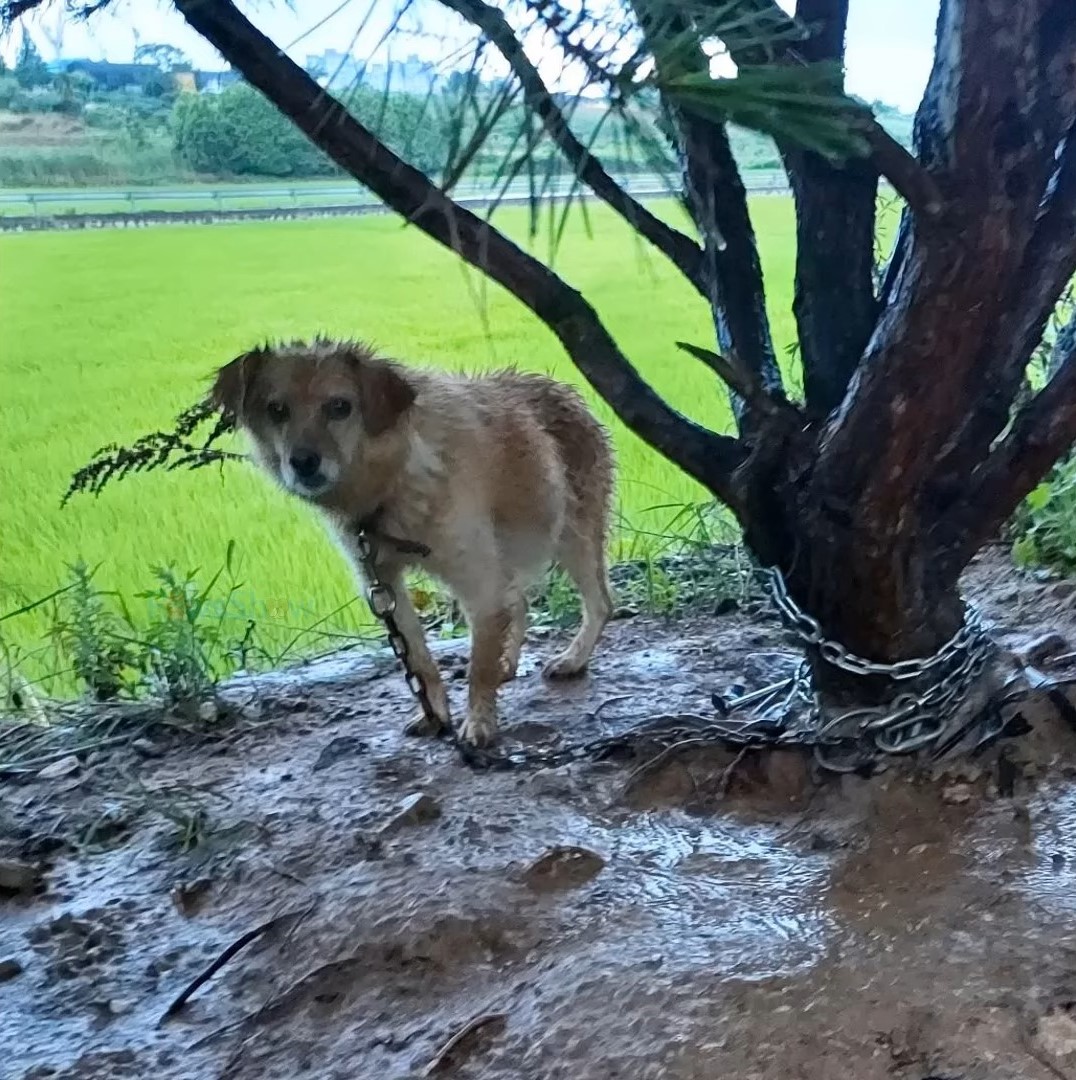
[5,553,1076,1079]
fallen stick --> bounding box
[424,1012,508,1075]
[159,902,314,1024]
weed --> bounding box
[1012,456,1076,574]
[50,561,136,701]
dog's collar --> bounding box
[353,505,431,558]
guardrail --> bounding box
[0,172,794,232]
[0,171,789,214]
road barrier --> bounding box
[0,173,794,232]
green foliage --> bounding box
[172,83,451,179]
[1012,457,1076,574]
[132,560,237,708]
[0,74,19,109]
[14,34,50,90]
[172,84,337,178]
[662,63,872,161]
[51,561,135,701]
[0,142,183,187]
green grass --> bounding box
[0,198,798,689]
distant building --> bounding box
[304,51,439,95]
[194,69,240,93]
[61,59,157,92]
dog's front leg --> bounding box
[371,568,452,738]
[459,606,512,747]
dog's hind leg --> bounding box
[375,570,452,737]
[543,528,612,680]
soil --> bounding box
[5,550,1076,1080]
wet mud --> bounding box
[5,552,1076,1079]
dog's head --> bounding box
[210,339,415,500]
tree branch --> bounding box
[721,0,943,221]
[859,119,943,218]
[630,0,781,409]
[171,0,747,504]
[947,326,1076,567]
[435,0,708,296]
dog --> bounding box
[210,337,615,747]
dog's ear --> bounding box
[353,355,416,436]
[210,349,263,421]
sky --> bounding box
[3,0,940,113]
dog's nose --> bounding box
[289,450,322,480]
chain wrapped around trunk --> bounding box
[706,566,1000,773]
[356,523,1003,774]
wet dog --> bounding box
[210,338,615,746]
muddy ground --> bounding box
[5,551,1076,1080]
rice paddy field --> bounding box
[0,198,800,690]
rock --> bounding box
[131,738,164,759]
[942,783,974,806]
[1036,1004,1076,1064]
[108,997,134,1017]
[0,858,39,894]
[520,846,606,892]
[1015,631,1070,668]
[1049,581,1076,603]
[313,736,369,772]
[38,755,80,780]
[197,699,219,724]
[170,877,213,916]
[0,958,24,981]
[380,793,442,836]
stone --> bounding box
[521,846,606,892]
[1036,1005,1076,1064]
[313,736,369,772]
[170,877,213,916]
[38,755,80,780]
[131,738,164,759]
[380,793,442,836]
[1015,631,1070,668]
[0,859,39,894]
[942,783,974,806]
[197,699,219,724]
[0,958,24,981]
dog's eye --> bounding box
[267,401,289,423]
[324,398,352,421]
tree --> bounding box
[134,42,189,72]
[7,0,1076,728]
[172,82,449,178]
[14,31,49,89]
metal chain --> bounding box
[354,525,744,771]
[739,565,998,771]
[353,529,444,729]
[356,522,1000,775]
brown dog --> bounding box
[211,338,615,746]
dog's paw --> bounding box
[498,656,519,684]
[458,708,497,748]
[542,652,588,680]
[403,701,451,738]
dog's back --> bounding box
[477,370,614,535]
